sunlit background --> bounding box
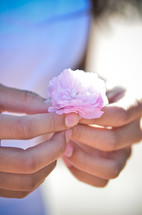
[41,11,142,215]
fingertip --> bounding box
[65,129,72,143]
[64,142,74,157]
[65,114,80,128]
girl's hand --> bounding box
[63,88,141,187]
[0,84,79,198]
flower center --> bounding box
[65,88,80,99]
[70,89,79,98]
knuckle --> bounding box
[25,176,37,191]
[52,114,57,131]
[50,113,65,132]
[21,153,37,173]
[50,113,67,132]
[23,90,39,104]
[17,177,36,191]
[107,161,122,179]
[18,192,30,199]
[99,180,109,188]
[50,113,58,132]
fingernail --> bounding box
[64,143,74,157]
[65,129,72,143]
[65,114,79,127]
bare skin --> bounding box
[0,84,141,195]
[0,84,79,198]
[63,88,142,187]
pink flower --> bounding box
[47,69,108,119]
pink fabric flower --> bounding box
[47,68,108,119]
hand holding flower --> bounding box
[63,87,142,187]
[0,84,79,198]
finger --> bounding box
[63,157,108,187]
[0,178,46,198]
[0,84,49,114]
[107,87,126,104]
[0,131,69,173]
[63,142,131,179]
[72,120,142,151]
[70,139,132,160]
[80,96,142,127]
[0,112,79,139]
[0,162,56,191]
[0,189,30,198]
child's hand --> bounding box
[0,84,79,198]
[63,88,142,187]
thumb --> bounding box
[0,84,49,114]
[106,87,126,104]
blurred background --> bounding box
[41,9,142,215]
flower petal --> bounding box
[47,69,108,119]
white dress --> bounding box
[0,0,91,214]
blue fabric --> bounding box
[0,0,90,19]
[0,188,47,215]
[0,1,90,215]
